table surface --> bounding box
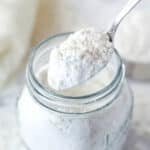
[0,74,150,150]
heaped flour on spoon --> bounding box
[48,28,113,90]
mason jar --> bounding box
[18,33,133,150]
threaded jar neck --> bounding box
[26,32,125,114]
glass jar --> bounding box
[17,33,133,150]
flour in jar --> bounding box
[48,28,113,90]
[18,29,132,150]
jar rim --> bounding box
[27,32,124,104]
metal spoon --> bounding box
[108,0,142,42]
[47,0,142,91]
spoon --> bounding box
[48,0,142,91]
[108,0,142,42]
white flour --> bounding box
[48,28,113,90]
[18,66,132,150]
[38,62,114,97]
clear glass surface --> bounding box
[18,33,133,150]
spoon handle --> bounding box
[109,0,142,41]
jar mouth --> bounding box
[27,32,124,107]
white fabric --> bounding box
[0,0,39,89]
